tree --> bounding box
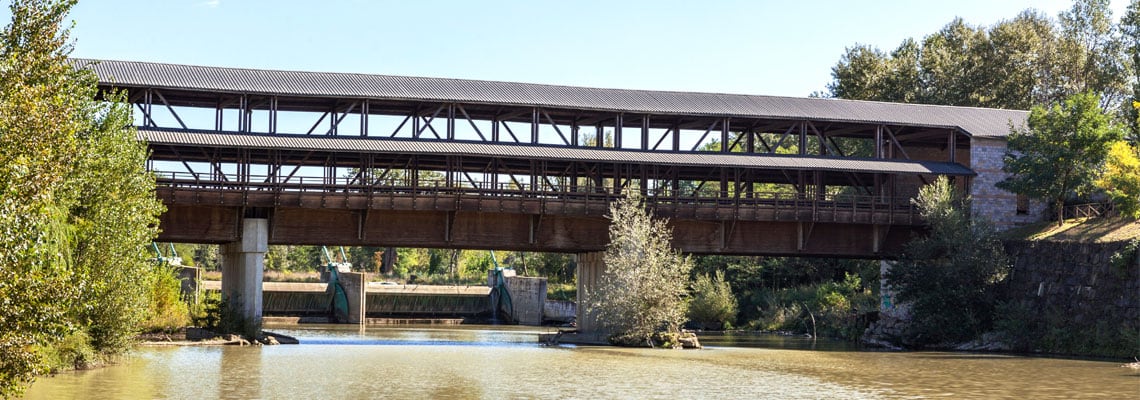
[589,190,693,346]
[826,4,1128,111]
[1120,0,1140,142]
[998,92,1124,225]
[0,0,163,395]
[885,177,1009,347]
[1096,140,1140,218]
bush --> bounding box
[589,190,693,346]
[886,177,1009,347]
[750,273,876,340]
[38,332,96,373]
[688,271,738,330]
[141,264,191,333]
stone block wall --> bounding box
[970,138,1045,230]
[1004,240,1139,327]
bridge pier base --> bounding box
[575,252,605,333]
[221,218,268,337]
[340,271,367,324]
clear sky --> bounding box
[9,0,1134,97]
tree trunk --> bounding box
[1056,198,1065,227]
[380,247,396,275]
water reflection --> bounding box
[24,325,1140,399]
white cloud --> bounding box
[197,0,220,8]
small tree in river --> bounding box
[590,190,693,346]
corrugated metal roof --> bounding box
[79,59,1028,138]
[139,128,975,176]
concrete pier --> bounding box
[221,218,268,335]
[341,271,367,324]
[576,252,605,333]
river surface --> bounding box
[25,324,1140,399]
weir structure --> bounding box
[80,59,1029,332]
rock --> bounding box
[679,333,702,349]
[953,332,1010,352]
[262,336,280,346]
[862,337,904,351]
[262,331,299,344]
[222,334,242,342]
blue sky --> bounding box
[14,0,1134,97]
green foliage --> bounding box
[886,177,1010,347]
[1096,140,1140,218]
[546,282,576,301]
[140,264,191,334]
[0,0,164,395]
[750,273,877,340]
[692,255,878,325]
[687,270,738,330]
[190,291,250,336]
[590,190,693,346]
[828,3,1127,110]
[36,331,95,374]
[1110,237,1140,271]
[998,92,1124,225]
[995,300,1140,358]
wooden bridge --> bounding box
[82,58,1024,258]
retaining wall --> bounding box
[1003,240,1140,325]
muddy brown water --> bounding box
[24,325,1140,399]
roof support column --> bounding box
[241,94,251,133]
[270,96,278,134]
[948,130,957,162]
[640,115,649,151]
[875,125,884,158]
[447,103,456,140]
[614,113,623,149]
[672,122,681,151]
[360,99,369,137]
[492,114,500,142]
[571,119,580,147]
[531,108,540,144]
[721,118,730,153]
[799,121,807,155]
[594,124,603,148]
[215,96,223,131]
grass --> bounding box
[1001,216,1140,243]
[547,282,576,301]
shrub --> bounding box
[688,270,738,330]
[589,190,693,346]
[141,264,191,333]
[886,177,1009,347]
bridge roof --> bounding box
[81,59,1027,138]
[140,128,974,176]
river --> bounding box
[24,324,1139,399]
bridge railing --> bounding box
[152,171,919,221]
